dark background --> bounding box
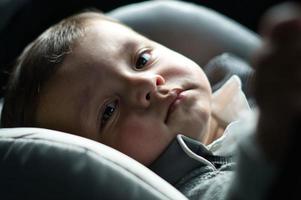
[0,0,287,97]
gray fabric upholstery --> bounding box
[0,128,188,200]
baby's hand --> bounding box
[253,3,301,163]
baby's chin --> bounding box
[189,111,211,141]
[174,125,207,142]
[169,100,210,137]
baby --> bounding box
[1,4,300,199]
[1,11,250,165]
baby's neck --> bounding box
[202,115,226,145]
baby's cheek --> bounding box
[115,118,171,165]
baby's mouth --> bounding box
[164,89,184,124]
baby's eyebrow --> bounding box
[120,40,141,56]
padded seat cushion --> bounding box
[0,128,188,200]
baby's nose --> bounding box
[128,74,165,108]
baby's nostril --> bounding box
[146,92,151,100]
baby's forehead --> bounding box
[87,16,151,44]
[62,17,152,70]
[85,16,137,37]
[74,17,151,56]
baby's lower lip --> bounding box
[169,95,184,113]
[165,91,185,123]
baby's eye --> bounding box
[135,51,152,70]
[101,100,118,129]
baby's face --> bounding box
[36,19,212,165]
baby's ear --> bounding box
[203,53,254,102]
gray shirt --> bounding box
[150,134,235,200]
